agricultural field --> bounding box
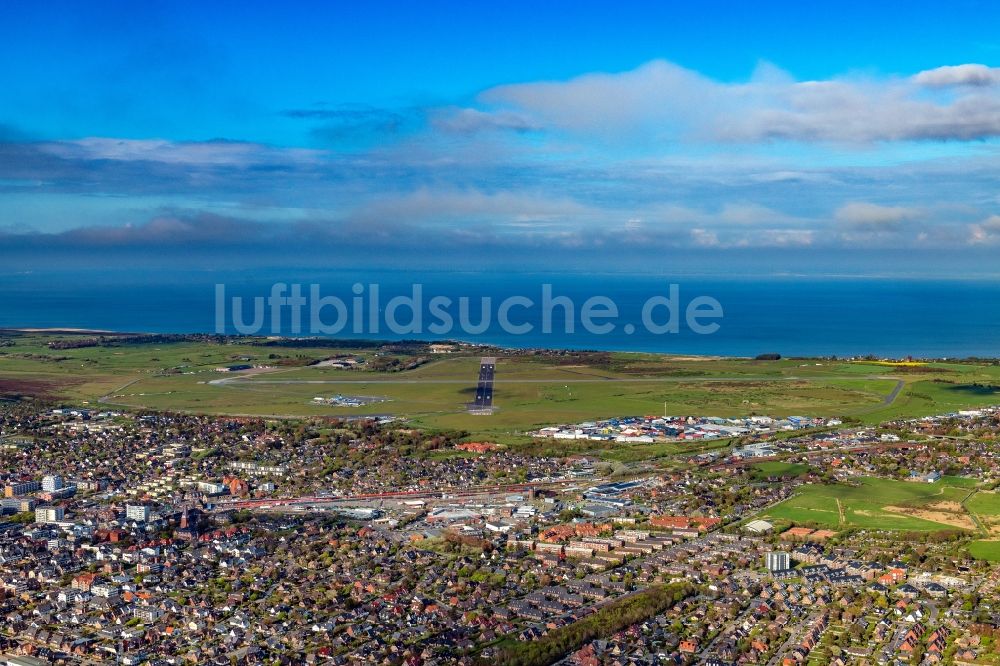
[2,331,1000,440]
[966,490,1000,537]
[759,477,981,533]
[968,539,1000,562]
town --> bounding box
[1,400,999,665]
[5,2,1000,664]
[533,414,836,443]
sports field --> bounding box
[759,477,981,532]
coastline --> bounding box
[2,327,997,362]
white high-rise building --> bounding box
[126,504,151,522]
[765,551,791,572]
[42,475,64,492]
[35,506,65,523]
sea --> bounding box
[1,269,999,358]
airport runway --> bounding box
[210,374,872,385]
[472,356,496,410]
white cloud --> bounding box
[40,138,323,166]
[969,214,1000,243]
[834,202,920,231]
[690,228,720,247]
[480,59,1000,144]
[431,108,540,134]
[348,188,596,228]
[688,225,815,249]
[753,229,815,247]
[913,64,1000,87]
[481,60,714,141]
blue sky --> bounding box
[2,0,1000,274]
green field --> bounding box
[759,477,979,532]
[2,332,999,441]
[855,378,1000,424]
[968,540,1000,562]
[966,490,1000,537]
[751,461,810,479]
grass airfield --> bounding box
[1,332,1000,442]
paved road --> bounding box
[882,379,905,405]
[700,604,758,660]
[96,376,144,403]
[210,374,888,386]
[766,610,820,666]
[963,490,989,536]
